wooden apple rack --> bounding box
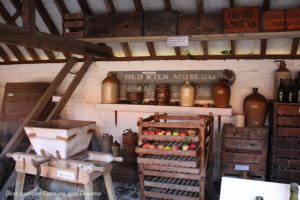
[136,113,214,200]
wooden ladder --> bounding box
[0,56,94,157]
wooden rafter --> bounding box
[164,0,172,11]
[11,0,56,60]
[175,47,181,57]
[121,43,132,57]
[104,0,116,13]
[291,38,299,55]
[22,0,35,32]
[0,45,12,62]
[54,0,69,16]
[77,0,92,15]
[133,0,143,12]
[196,0,203,14]
[146,42,156,57]
[260,0,269,57]
[196,0,208,56]
[202,41,208,56]
[0,23,113,58]
[229,0,235,56]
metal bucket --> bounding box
[38,178,85,200]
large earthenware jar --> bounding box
[243,88,268,127]
[101,72,118,104]
[212,80,231,108]
[180,81,195,107]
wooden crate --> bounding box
[63,12,85,39]
[114,12,143,37]
[136,113,214,200]
[199,14,223,34]
[223,6,260,33]
[144,11,178,36]
[221,123,268,180]
[287,9,300,31]
[262,10,286,32]
[178,15,200,35]
[85,14,114,38]
[268,102,300,183]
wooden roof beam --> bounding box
[104,0,116,13]
[77,0,92,15]
[54,0,69,17]
[196,0,208,56]
[0,45,12,62]
[260,0,270,56]
[196,0,204,14]
[164,0,172,11]
[146,42,156,57]
[0,23,113,58]
[22,0,35,32]
[11,0,56,60]
[229,0,236,56]
[121,43,132,57]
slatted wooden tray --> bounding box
[141,134,199,142]
[144,186,199,200]
[138,154,199,169]
[136,141,199,157]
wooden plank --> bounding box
[144,179,199,192]
[144,191,199,200]
[138,156,199,168]
[260,39,267,56]
[135,146,198,157]
[277,116,300,127]
[143,170,201,180]
[231,40,236,55]
[103,170,117,200]
[164,0,172,10]
[273,148,300,160]
[202,41,208,55]
[276,127,300,138]
[82,31,300,43]
[46,57,94,121]
[274,159,300,170]
[222,138,267,151]
[22,0,35,32]
[222,162,266,177]
[77,0,92,15]
[222,150,266,164]
[85,14,114,38]
[0,45,12,62]
[14,172,25,200]
[143,164,200,174]
[196,0,203,14]
[291,38,299,56]
[0,23,113,58]
[175,47,181,57]
[0,58,77,156]
[273,138,300,149]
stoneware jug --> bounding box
[213,80,231,108]
[101,72,118,104]
[180,81,195,107]
[243,88,268,127]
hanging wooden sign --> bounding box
[262,10,286,32]
[287,9,300,31]
[111,69,235,102]
[223,6,260,33]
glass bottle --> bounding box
[295,78,300,103]
[287,79,294,103]
[289,183,298,200]
[277,79,285,102]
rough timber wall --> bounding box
[0,59,299,181]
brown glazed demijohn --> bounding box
[213,80,231,108]
[243,88,268,127]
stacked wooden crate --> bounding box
[221,123,268,180]
[136,114,214,200]
[63,13,85,38]
[269,102,300,183]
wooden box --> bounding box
[178,15,199,35]
[85,14,114,38]
[114,12,143,37]
[221,123,268,180]
[223,6,260,33]
[199,14,223,34]
[144,11,178,36]
[262,10,286,32]
[287,9,300,31]
[63,13,85,39]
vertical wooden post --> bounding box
[22,0,36,32]
[103,170,116,200]
[14,172,25,200]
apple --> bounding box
[157,130,165,136]
[172,130,179,136]
[149,144,157,149]
[143,129,155,135]
[164,146,172,150]
[181,144,190,151]
[157,144,165,149]
[179,131,188,136]
[155,129,162,134]
[142,143,151,148]
[165,130,172,136]
[189,142,197,150]
[172,145,180,150]
[187,129,197,137]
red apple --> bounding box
[142,143,151,148]
[155,129,162,134]
[157,144,165,149]
[172,145,180,150]
[189,142,197,149]
[181,144,190,151]
[149,144,157,149]
[165,130,172,136]
[179,131,188,136]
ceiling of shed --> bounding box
[0,0,300,63]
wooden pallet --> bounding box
[221,123,268,180]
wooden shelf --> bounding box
[81,31,300,44]
[96,104,232,116]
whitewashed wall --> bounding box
[0,59,299,181]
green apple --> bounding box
[164,146,172,150]
[172,130,179,136]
